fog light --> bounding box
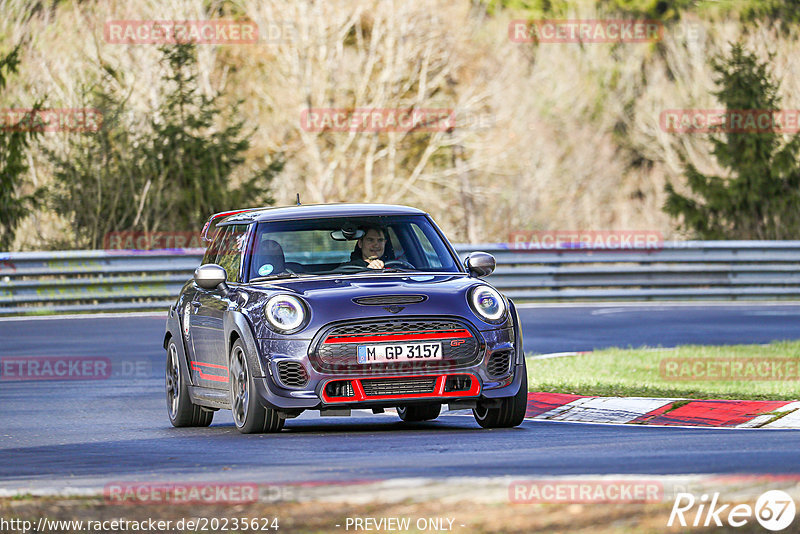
[444,375,472,392]
[325,381,354,398]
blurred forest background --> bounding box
[2,0,800,250]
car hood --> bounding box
[248,272,503,334]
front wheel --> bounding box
[397,403,441,422]
[229,339,284,434]
[473,359,528,429]
[166,338,213,427]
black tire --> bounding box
[229,339,284,434]
[166,337,214,427]
[473,358,528,429]
[397,403,441,422]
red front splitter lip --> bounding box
[320,372,481,404]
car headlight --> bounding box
[264,294,307,333]
[469,285,507,323]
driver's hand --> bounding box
[367,259,384,269]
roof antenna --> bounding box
[296,193,301,206]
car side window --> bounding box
[387,227,406,261]
[215,224,249,283]
[201,226,226,265]
[411,224,444,268]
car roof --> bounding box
[219,203,428,225]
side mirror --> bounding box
[464,252,496,277]
[194,264,229,291]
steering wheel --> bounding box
[331,264,370,273]
[383,260,415,269]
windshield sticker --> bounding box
[258,264,274,276]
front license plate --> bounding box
[357,342,442,364]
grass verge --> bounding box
[527,340,800,401]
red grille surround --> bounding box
[311,317,482,374]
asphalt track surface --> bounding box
[1,303,800,491]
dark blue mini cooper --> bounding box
[164,204,527,433]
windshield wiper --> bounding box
[380,267,417,272]
[331,267,418,274]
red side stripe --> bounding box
[190,361,229,382]
[191,361,227,370]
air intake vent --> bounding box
[277,361,309,388]
[444,375,472,392]
[487,351,512,378]
[325,380,354,398]
[353,295,427,306]
[361,376,437,396]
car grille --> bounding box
[312,317,481,373]
[276,361,309,388]
[326,318,460,337]
[487,350,512,378]
[361,376,437,396]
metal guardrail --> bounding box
[458,241,800,301]
[0,249,203,315]
[2,241,800,315]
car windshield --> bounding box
[246,215,460,280]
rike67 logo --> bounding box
[669,490,796,531]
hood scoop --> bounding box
[352,295,427,306]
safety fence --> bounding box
[2,241,800,315]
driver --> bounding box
[344,226,391,269]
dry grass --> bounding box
[3,0,800,249]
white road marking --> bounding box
[536,397,678,424]
[515,301,800,309]
[763,402,800,429]
[0,312,167,322]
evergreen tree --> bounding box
[48,44,282,248]
[142,44,281,231]
[45,84,143,248]
[0,45,42,250]
[665,43,800,239]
